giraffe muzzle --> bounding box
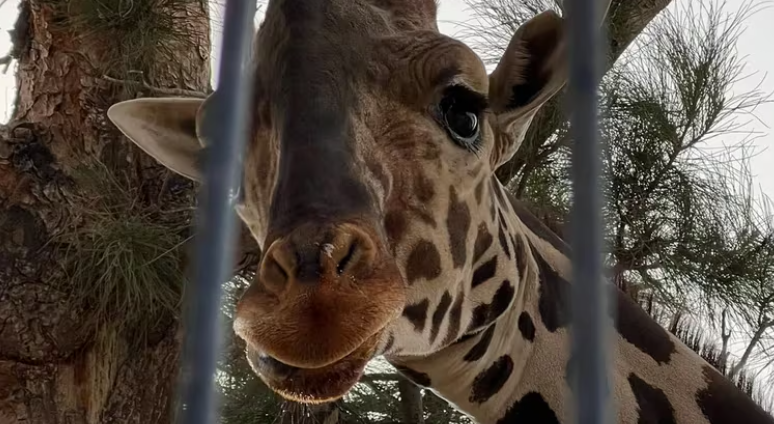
[244,329,382,403]
[233,221,406,400]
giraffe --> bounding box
[105,0,774,423]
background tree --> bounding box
[463,0,774,407]
[0,0,215,422]
[456,0,675,188]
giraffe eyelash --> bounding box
[435,84,488,153]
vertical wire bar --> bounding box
[565,0,612,423]
[177,0,256,422]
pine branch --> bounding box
[101,75,210,98]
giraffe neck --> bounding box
[388,183,571,423]
[388,180,774,424]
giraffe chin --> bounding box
[245,335,380,404]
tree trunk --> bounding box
[398,377,424,424]
[0,0,211,422]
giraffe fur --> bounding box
[105,0,773,423]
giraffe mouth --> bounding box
[244,331,383,403]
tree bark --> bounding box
[0,1,212,422]
[496,0,674,185]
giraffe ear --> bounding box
[488,10,567,169]
[107,96,212,181]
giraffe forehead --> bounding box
[254,0,489,114]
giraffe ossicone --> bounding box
[107,1,774,423]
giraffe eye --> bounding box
[437,85,487,151]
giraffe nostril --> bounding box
[336,241,359,275]
[258,224,380,291]
[259,242,296,292]
[327,225,377,278]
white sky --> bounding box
[1,0,773,402]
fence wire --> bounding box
[566,0,612,422]
[177,0,256,423]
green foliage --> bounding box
[217,277,284,424]
[508,0,774,407]
[58,161,190,348]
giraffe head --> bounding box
[107,0,572,403]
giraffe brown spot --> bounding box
[385,210,408,246]
[474,178,486,204]
[498,224,511,260]
[402,299,430,333]
[518,312,535,342]
[367,159,391,197]
[531,243,677,363]
[463,324,496,362]
[430,291,453,344]
[510,194,570,256]
[383,333,395,353]
[405,240,441,284]
[471,256,498,288]
[615,289,676,364]
[696,365,774,424]
[513,234,527,276]
[473,223,493,264]
[422,148,441,161]
[408,204,437,227]
[496,392,560,424]
[467,280,515,333]
[414,172,435,203]
[628,373,676,424]
[441,293,464,346]
[469,355,513,404]
[492,179,507,206]
[533,250,571,332]
[453,330,480,346]
[447,187,471,269]
[394,365,431,387]
[498,210,508,230]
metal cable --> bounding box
[177,0,256,422]
[566,0,613,422]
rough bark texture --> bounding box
[0,1,213,422]
[496,0,674,186]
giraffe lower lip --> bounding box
[245,346,370,403]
